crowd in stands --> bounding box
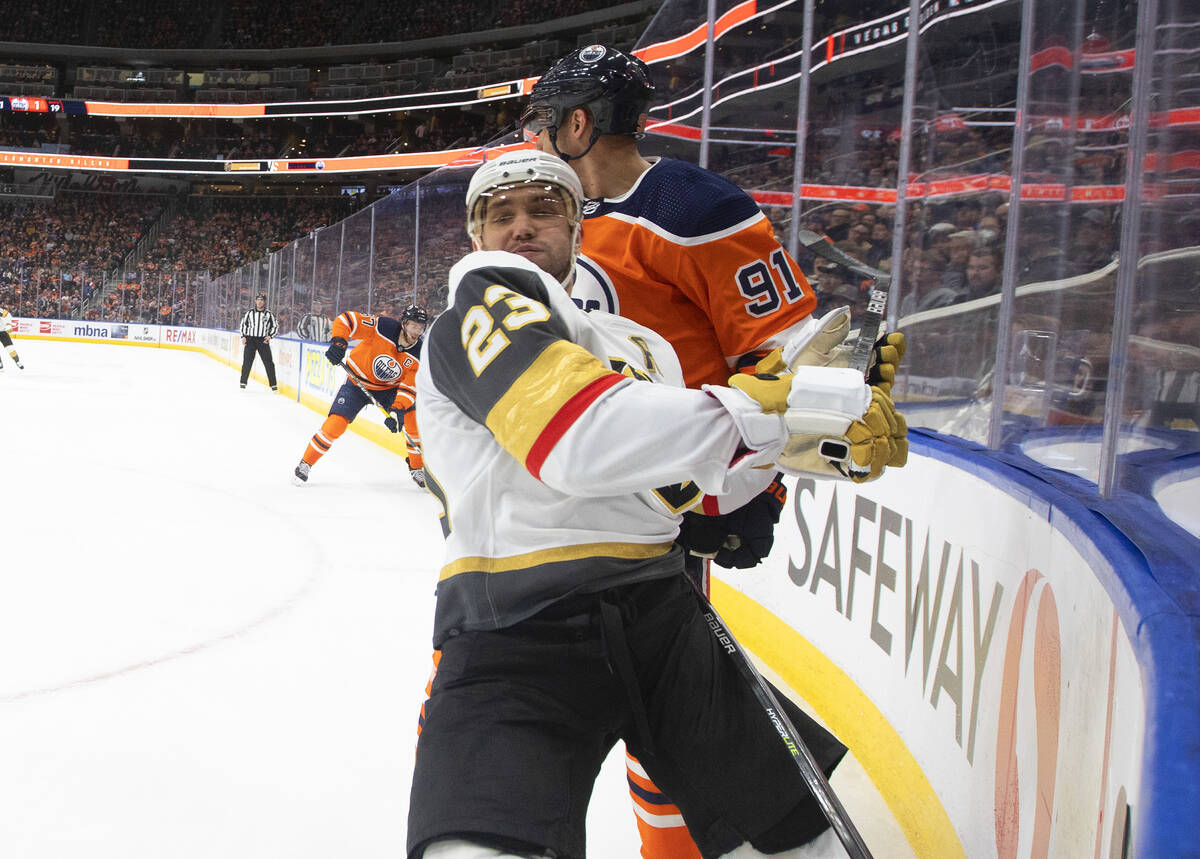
[5,0,628,50]
[0,193,161,276]
[92,0,215,51]
[0,191,363,324]
[141,195,359,279]
[769,193,1122,329]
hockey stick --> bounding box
[340,361,422,457]
[687,575,875,859]
[797,229,890,374]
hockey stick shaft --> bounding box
[798,229,891,375]
[340,362,394,416]
[687,576,875,859]
[340,362,421,452]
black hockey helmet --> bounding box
[401,305,428,325]
[522,45,654,142]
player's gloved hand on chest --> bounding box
[718,350,907,482]
[325,336,348,366]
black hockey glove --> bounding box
[325,336,348,366]
[676,510,730,558]
[384,405,409,433]
[866,332,906,395]
[714,476,787,569]
[675,476,787,570]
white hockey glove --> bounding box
[780,309,908,395]
[712,351,908,483]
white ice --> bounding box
[0,340,909,858]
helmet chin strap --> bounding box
[547,124,602,163]
[560,265,577,294]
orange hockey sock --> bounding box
[626,753,702,859]
[303,414,349,466]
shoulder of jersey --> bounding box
[375,315,401,344]
[583,157,761,239]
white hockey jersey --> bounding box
[416,250,782,645]
[0,309,13,333]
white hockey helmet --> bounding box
[465,149,585,247]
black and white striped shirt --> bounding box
[240,308,278,338]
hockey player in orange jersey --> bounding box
[523,44,905,859]
[292,305,427,487]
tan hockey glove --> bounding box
[780,309,908,395]
[724,358,908,483]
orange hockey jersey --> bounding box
[333,310,422,412]
[573,157,817,389]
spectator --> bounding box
[900,247,961,315]
[965,245,1003,300]
[865,218,893,271]
[1071,208,1115,272]
[1017,208,1080,284]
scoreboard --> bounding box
[0,96,87,115]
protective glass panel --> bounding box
[885,3,1022,444]
[1113,4,1200,491]
[338,209,373,317]
[410,167,475,313]
[292,234,316,327]
[370,187,418,314]
[314,222,341,317]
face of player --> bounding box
[477,184,576,282]
[398,319,426,347]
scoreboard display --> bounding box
[0,96,87,115]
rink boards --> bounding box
[12,318,1200,858]
[10,317,407,453]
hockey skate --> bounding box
[293,461,311,485]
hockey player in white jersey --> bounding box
[407,151,906,859]
[0,307,25,371]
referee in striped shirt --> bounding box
[239,293,278,390]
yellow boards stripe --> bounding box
[710,579,966,859]
[485,340,614,465]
